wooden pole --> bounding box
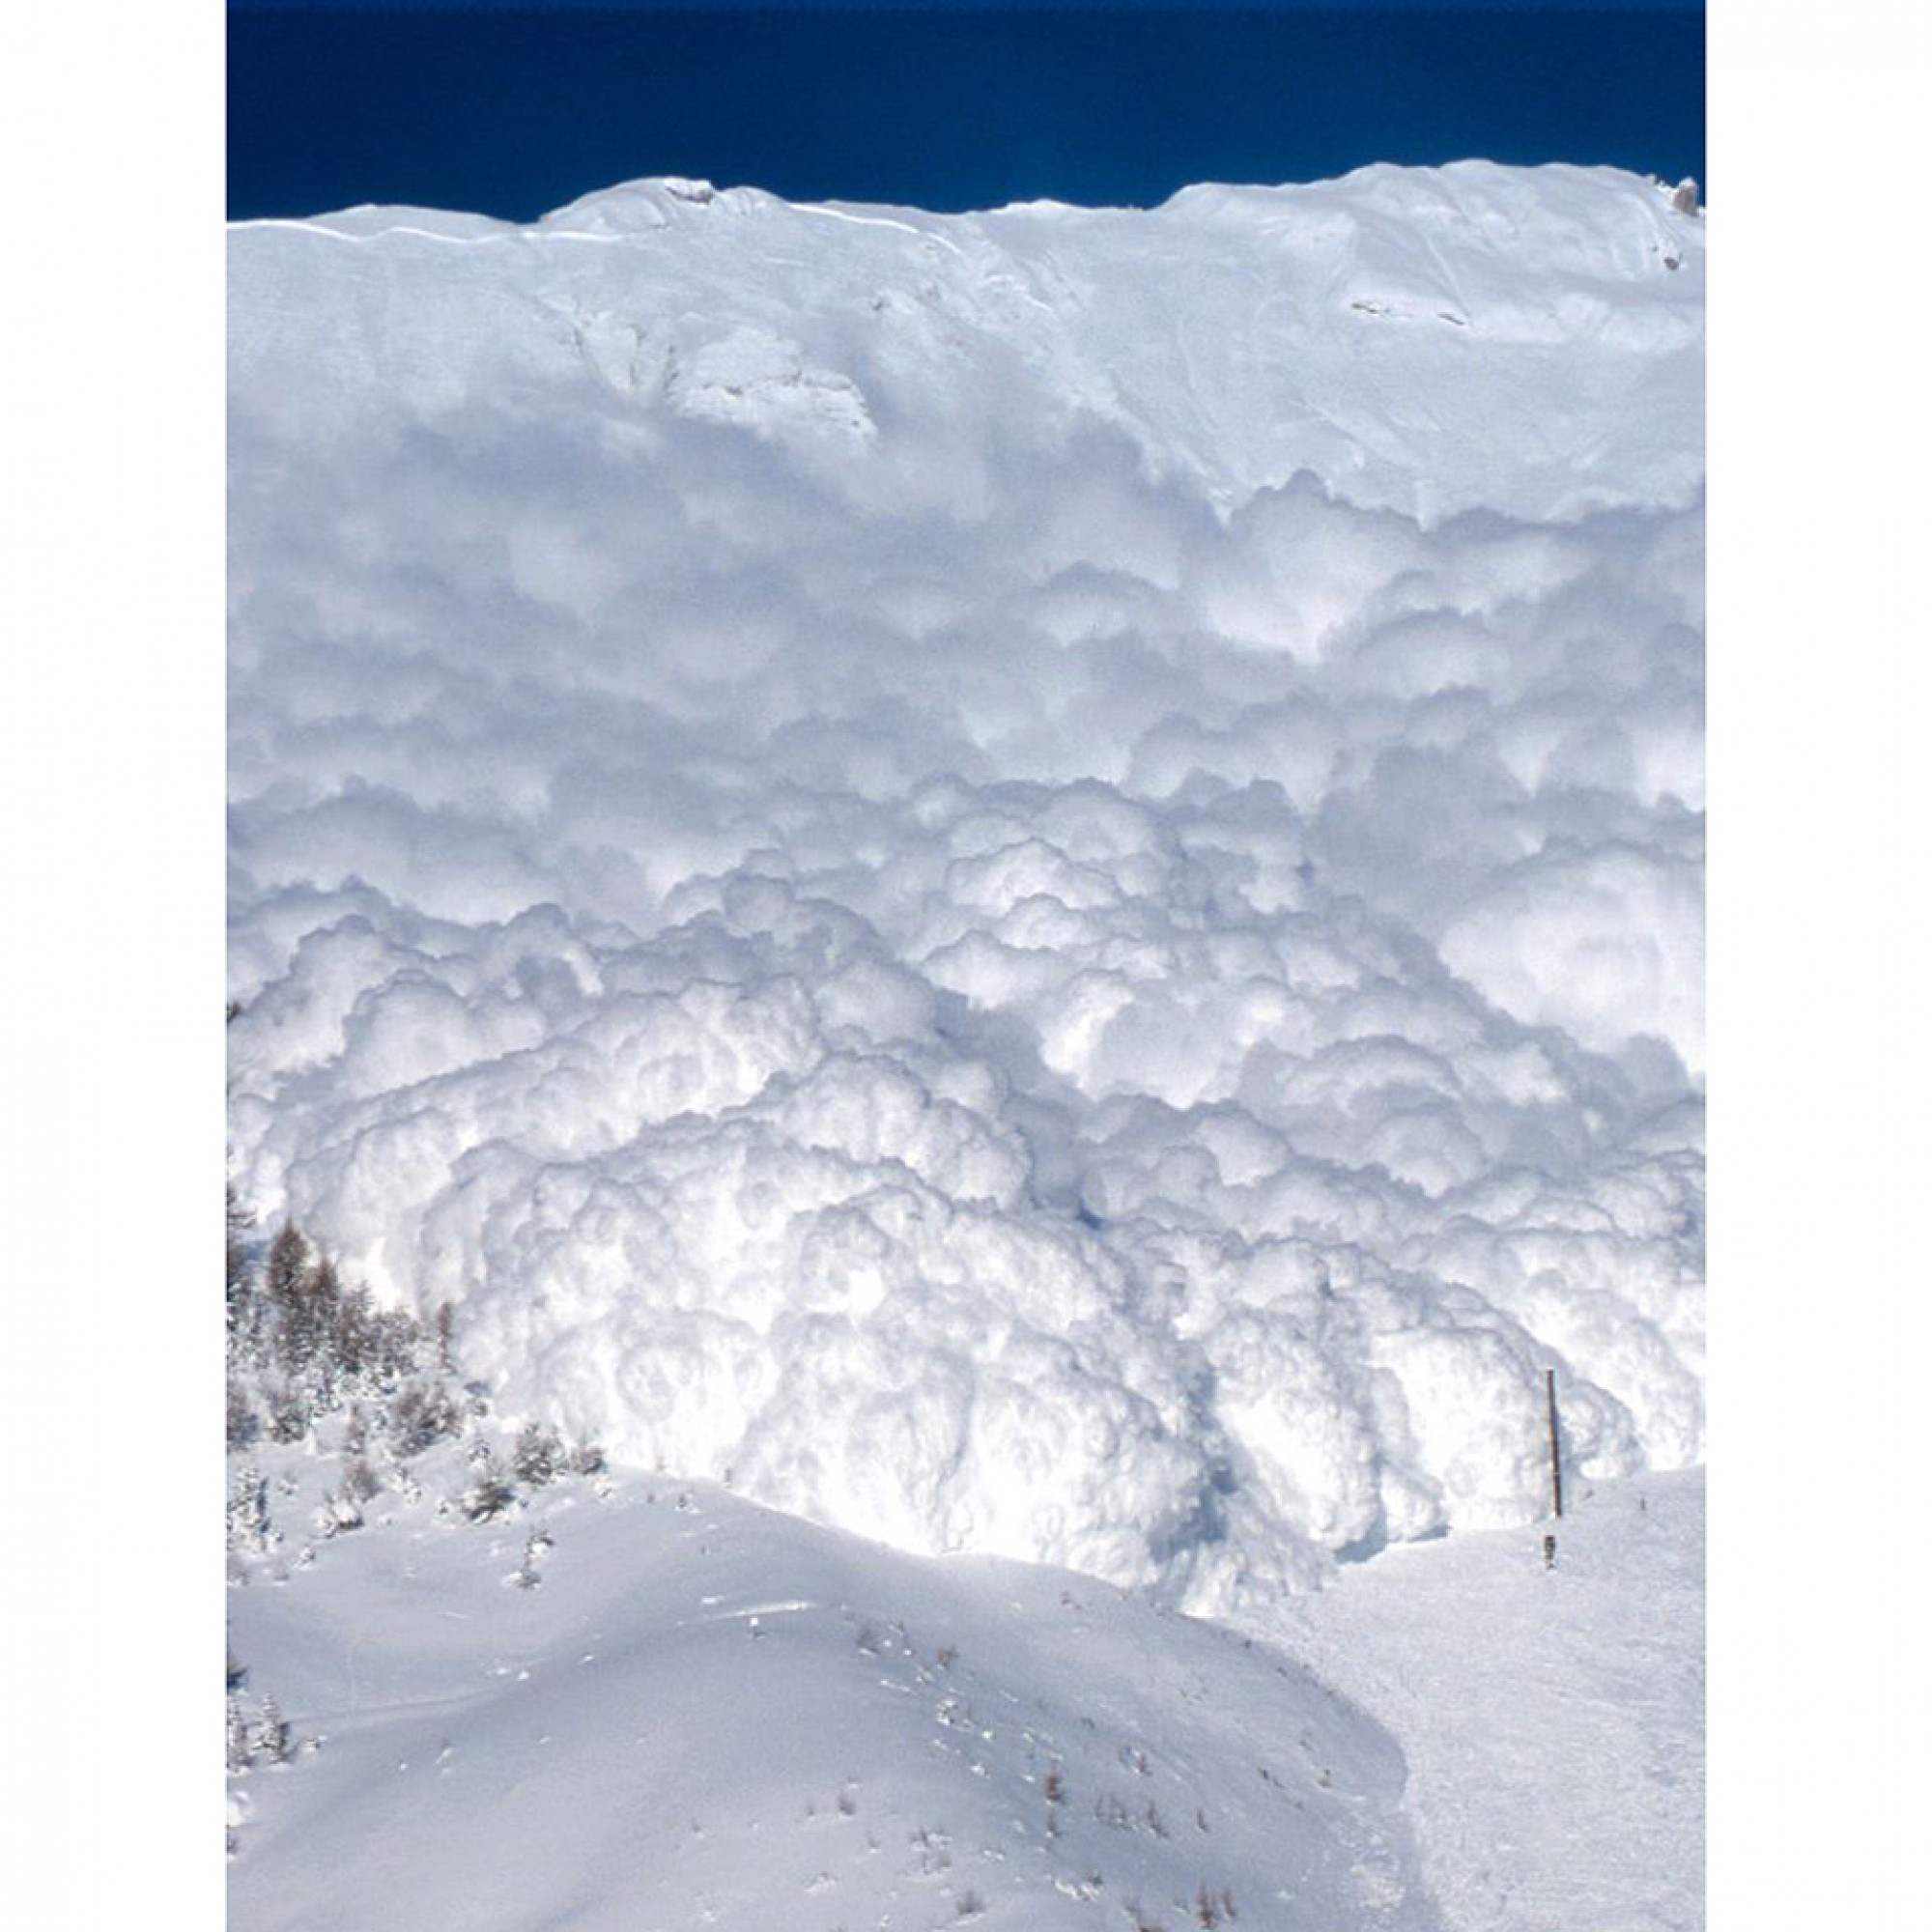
[1546,1369,1563,1519]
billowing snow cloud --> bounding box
[228,163,1704,1616]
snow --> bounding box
[229,1464,1431,1930]
[1277,1469,1704,1932]
[226,1440,1698,1932]
[230,162,1701,524]
[228,161,1702,1928]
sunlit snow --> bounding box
[228,162,1704,1619]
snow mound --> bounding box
[226,1476,1438,1932]
[228,166,1703,1611]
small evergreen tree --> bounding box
[226,1376,260,1451]
[226,1183,257,1340]
[264,1220,310,1308]
[227,1693,256,1774]
[253,1696,294,1767]
[227,1463,273,1555]
[281,1251,341,1385]
[328,1277,375,1381]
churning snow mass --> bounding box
[227,162,1704,1622]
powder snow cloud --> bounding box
[228,162,1704,1617]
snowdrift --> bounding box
[227,164,1704,1615]
[227,1469,1438,1931]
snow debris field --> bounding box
[228,162,1703,1928]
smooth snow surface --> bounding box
[228,1466,1436,1931]
[229,164,1704,1613]
[1276,1468,1703,1931]
[226,1457,1700,1932]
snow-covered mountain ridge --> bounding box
[231,162,1702,523]
[228,164,1704,1620]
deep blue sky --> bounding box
[228,4,1705,221]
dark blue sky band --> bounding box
[227,7,1705,222]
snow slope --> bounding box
[228,1464,1435,1931]
[226,1443,1698,1932]
[1277,1468,1704,1932]
[228,162,1703,1612]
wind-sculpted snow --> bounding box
[228,163,1703,1616]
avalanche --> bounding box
[227,161,1703,1928]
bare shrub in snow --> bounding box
[390,1380,462,1458]
[513,1529,554,1589]
[1194,1883,1238,1925]
[512,1421,564,1487]
[317,1487,364,1538]
[463,1448,518,1522]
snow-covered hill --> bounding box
[227,1455,1435,1932]
[226,1434,1700,1932]
[229,163,1703,1621]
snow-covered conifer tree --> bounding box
[253,1696,294,1767]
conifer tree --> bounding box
[264,1220,310,1307]
[226,1375,259,1452]
[228,1463,273,1555]
[227,1693,256,1774]
[226,1183,256,1341]
[253,1696,294,1766]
